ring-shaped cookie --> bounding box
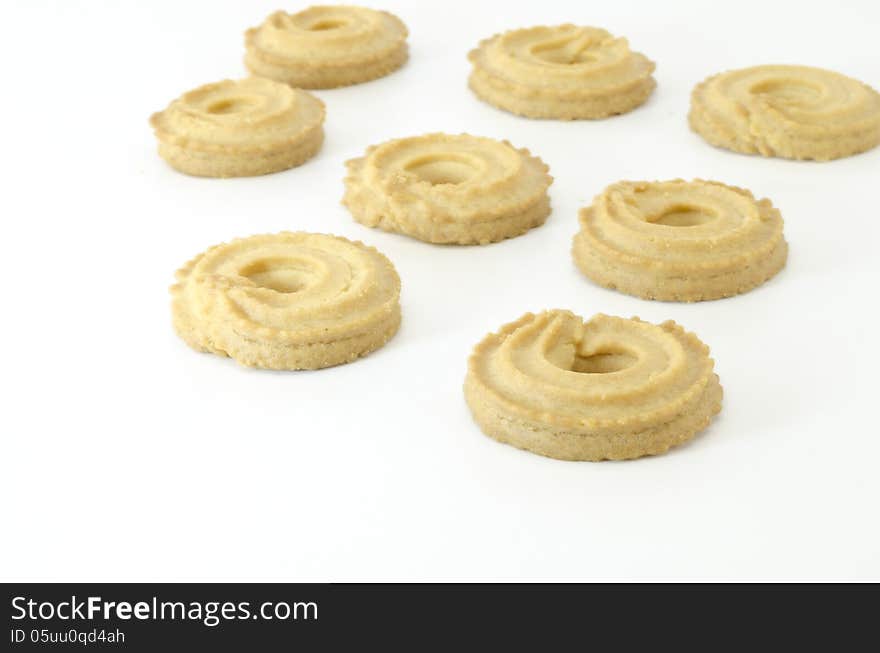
[172,232,401,370]
[572,179,788,302]
[343,133,553,244]
[464,310,722,461]
[245,5,408,89]
[468,25,656,120]
[689,64,880,161]
[150,78,325,177]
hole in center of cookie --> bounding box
[239,258,315,294]
[647,204,717,227]
[530,39,598,65]
[749,78,822,102]
[307,19,347,31]
[206,96,260,115]
[572,349,637,374]
[405,155,479,185]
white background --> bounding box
[2,0,878,581]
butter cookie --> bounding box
[172,232,401,370]
[468,25,655,119]
[689,65,880,160]
[464,310,722,461]
[343,133,552,244]
[572,180,787,302]
[245,5,408,89]
[150,78,325,177]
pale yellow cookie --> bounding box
[171,232,401,370]
[572,180,788,302]
[467,25,655,120]
[689,64,880,161]
[343,133,552,245]
[150,78,325,177]
[464,310,722,461]
[245,5,408,89]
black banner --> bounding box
[3,583,877,649]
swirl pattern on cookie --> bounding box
[245,5,408,89]
[572,180,787,302]
[150,78,325,177]
[464,310,722,461]
[343,133,552,244]
[689,65,880,160]
[467,25,656,120]
[171,232,401,370]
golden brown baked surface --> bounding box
[464,310,722,461]
[689,64,880,161]
[343,133,552,245]
[468,25,655,120]
[172,232,401,370]
[245,5,408,89]
[150,78,325,177]
[572,179,788,302]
